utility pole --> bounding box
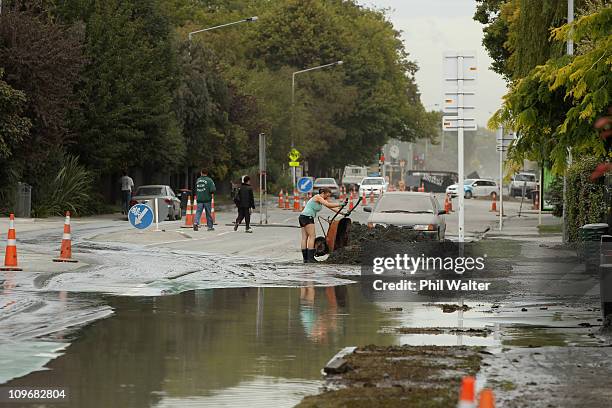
[562,0,574,243]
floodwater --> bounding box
[3,282,606,408]
[2,285,502,408]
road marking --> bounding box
[217,231,231,236]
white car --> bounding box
[446,179,499,199]
[358,177,388,198]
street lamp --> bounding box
[188,16,258,40]
[184,16,257,188]
[290,60,344,187]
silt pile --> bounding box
[325,222,418,264]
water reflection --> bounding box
[4,286,398,408]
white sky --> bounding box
[362,0,508,126]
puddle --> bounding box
[1,284,605,407]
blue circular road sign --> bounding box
[128,203,154,230]
[297,177,314,193]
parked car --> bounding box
[510,172,537,198]
[130,185,182,221]
[358,177,388,197]
[446,179,499,199]
[341,165,368,190]
[363,192,446,241]
[313,177,340,198]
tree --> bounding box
[0,69,31,160]
[490,6,612,173]
[475,0,584,81]
[0,3,85,205]
[73,0,184,175]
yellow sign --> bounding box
[289,161,300,167]
[288,148,301,162]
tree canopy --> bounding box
[490,5,611,173]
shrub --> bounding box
[566,155,607,242]
[31,155,93,217]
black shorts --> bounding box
[299,215,314,227]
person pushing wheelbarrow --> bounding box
[299,188,346,263]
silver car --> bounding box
[364,192,446,241]
[313,178,340,198]
[130,185,182,221]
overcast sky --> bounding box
[362,0,508,126]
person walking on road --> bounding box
[193,169,216,232]
[234,175,255,233]
[119,170,134,216]
[299,187,346,263]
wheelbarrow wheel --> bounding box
[314,236,329,257]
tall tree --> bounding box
[73,0,184,175]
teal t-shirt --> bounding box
[195,176,216,203]
[301,197,323,217]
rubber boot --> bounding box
[302,249,308,263]
[306,249,318,263]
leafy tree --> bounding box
[0,69,31,160]
[490,6,611,173]
[73,0,184,175]
[475,0,585,81]
[0,3,85,207]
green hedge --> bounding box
[566,155,607,242]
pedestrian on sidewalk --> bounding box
[299,187,346,263]
[234,175,255,233]
[193,169,216,232]
[119,170,134,216]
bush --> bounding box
[566,155,607,242]
[31,155,93,217]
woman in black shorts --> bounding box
[299,187,345,263]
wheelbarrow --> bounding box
[314,196,363,257]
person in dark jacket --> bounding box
[234,175,256,233]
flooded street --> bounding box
[3,280,607,407]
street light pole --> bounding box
[290,60,343,187]
[188,16,258,41]
[185,16,258,188]
[562,0,574,243]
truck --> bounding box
[509,172,538,198]
[341,165,368,190]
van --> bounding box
[341,165,368,190]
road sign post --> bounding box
[128,203,154,231]
[297,177,314,194]
[443,51,477,243]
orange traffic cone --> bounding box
[293,190,300,212]
[211,196,216,224]
[1,214,22,271]
[349,191,354,211]
[490,193,498,212]
[419,182,425,192]
[53,211,78,263]
[278,190,284,208]
[284,194,290,210]
[369,191,374,204]
[444,194,452,213]
[477,389,495,408]
[457,376,476,408]
[181,196,193,228]
[362,190,367,206]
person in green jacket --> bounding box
[193,169,216,231]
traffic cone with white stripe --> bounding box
[53,211,78,263]
[211,196,216,224]
[278,190,284,208]
[1,214,22,271]
[181,196,193,228]
[362,190,367,206]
